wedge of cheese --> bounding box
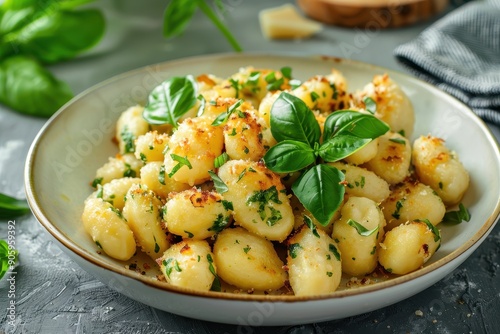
[259,4,322,40]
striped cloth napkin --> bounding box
[394,0,500,125]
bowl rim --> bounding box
[24,52,500,302]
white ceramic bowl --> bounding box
[25,53,500,326]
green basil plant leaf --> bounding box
[270,91,321,147]
[0,55,73,117]
[163,0,198,38]
[292,164,345,226]
[143,75,197,126]
[263,140,316,173]
[323,110,389,141]
[0,192,30,219]
[0,4,105,63]
[15,10,105,64]
[318,134,371,162]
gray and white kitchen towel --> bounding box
[394,0,500,124]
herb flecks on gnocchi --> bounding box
[82,65,470,296]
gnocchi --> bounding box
[82,65,470,296]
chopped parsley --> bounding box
[214,152,230,168]
[96,184,103,199]
[158,165,166,185]
[123,163,136,178]
[389,138,406,145]
[310,91,320,102]
[392,199,405,219]
[208,214,230,233]
[246,186,283,226]
[416,218,441,242]
[154,235,160,253]
[207,254,221,291]
[289,243,302,259]
[329,243,340,261]
[120,126,135,153]
[162,258,182,278]
[168,154,192,178]
[221,200,233,211]
[212,99,243,126]
[92,177,103,188]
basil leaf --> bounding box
[263,140,315,173]
[163,0,198,38]
[323,110,389,141]
[318,135,371,162]
[1,8,105,64]
[0,239,18,280]
[303,215,320,238]
[281,66,292,79]
[143,75,197,126]
[442,203,471,225]
[0,55,73,117]
[211,99,243,126]
[363,96,377,114]
[208,170,228,194]
[0,192,30,219]
[270,91,321,147]
[416,219,441,242]
[167,154,192,178]
[292,164,345,226]
[347,219,379,237]
[214,152,229,168]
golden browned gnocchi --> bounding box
[382,180,446,231]
[82,197,136,261]
[332,196,386,276]
[412,135,470,206]
[330,161,390,204]
[164,116,224,186]
[94,153,143,186]
[223,110,266,161]
[287,224,342,296]
[122,184,170,259]
[116,105,150,154]
[378,220,441,275]
[165,188,232,239]
[140,161,191,198]
[83,65,471,296]
[213,227,287,291]
[158,239,217,291]
[358,74,415,138]
[134,131,169,163]
[364,132,411,184]
[218,159,294,242]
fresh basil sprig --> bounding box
[442,203,471,225]
[163,0,242,52]
[0,239,18,280]
[263,92,389,226]
[0,193,30,219]
[0,0,105,116]
[142,76,197,127]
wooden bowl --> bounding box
[297,0,449,28]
